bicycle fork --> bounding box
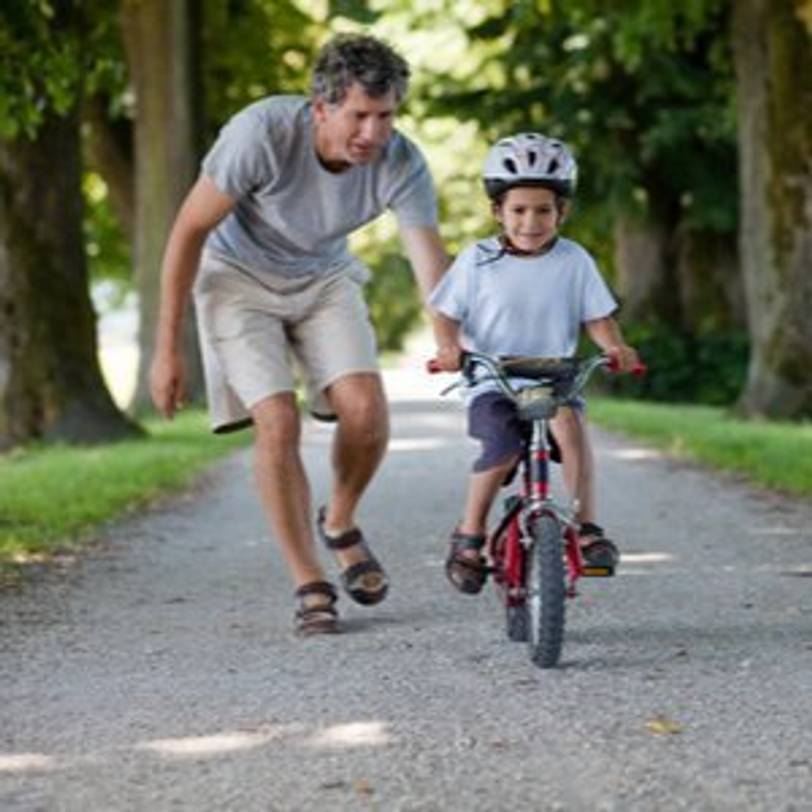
[523,417,584,597]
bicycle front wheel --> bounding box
[526,514,566,668]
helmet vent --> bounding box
[527,151,537,167]
[503,158,518,175]
[548,158,559,173]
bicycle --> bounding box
[428,351,645,669]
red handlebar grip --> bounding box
[426,358,442,374]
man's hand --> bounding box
[150,350,187,419]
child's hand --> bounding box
[435,344,463,372]
[606,344,640,373]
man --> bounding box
[149,34,456,636]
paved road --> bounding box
[2,368,812,811]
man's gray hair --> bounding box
[311,34,410,105]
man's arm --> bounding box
[150,176,237,418]
[399,225,461,369]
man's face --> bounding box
[313,83,397,168]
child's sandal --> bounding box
[578,522,619,574]
[445,530,488,594]
[293,581,340,636]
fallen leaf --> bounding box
[645,716,683,735]
[354,779,374,797]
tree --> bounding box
[120,0,204,412]
[733,0,812,418]
[0,1,140,450]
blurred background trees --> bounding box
[1,0,811,449]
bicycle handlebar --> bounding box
[426,351,646,402]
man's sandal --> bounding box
[316,507,389,606]
[445,530,488,594]
[294,581,340,637]
[578,522,619,576]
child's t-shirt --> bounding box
[429,236,617,400]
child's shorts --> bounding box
[467,391,584,473]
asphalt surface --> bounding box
[2,367,812,811]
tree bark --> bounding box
[121,0,203,413]
[733,0,812,418]
[0,109,141,450]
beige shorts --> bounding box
[194,252,380,433]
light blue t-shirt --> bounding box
[429,236,617,399]
[202,95,438,281]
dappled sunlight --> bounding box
[388,437,450,452]
[0,752,56,773]
[621,551,675,564]
[304,721,391,750]
[607,447,663,461]
[136,725,301,759]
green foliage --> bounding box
[0,0,120,140]
[82,172,130,290]
[364,251,423,351]
[0,410,249,565]
[599,321,749,406]
[589,397,812,496]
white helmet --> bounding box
[482,132,577,199]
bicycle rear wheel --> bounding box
[526,514,566,668]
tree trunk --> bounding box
[733,0,812,418]
[0,109,141,450]
[613,215,682,327]
[121,0,203,413]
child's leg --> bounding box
[549,406,595,523]
[458,455,520,537]
[551,407,618,570]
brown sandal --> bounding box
[317,507,389,606]
[294,581,340,636]
[445,530,488,594]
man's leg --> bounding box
[320,372,389,571]
[251,392,326,588]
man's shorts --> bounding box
[194,252,380,433]
[468,391,583,472]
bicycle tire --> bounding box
[506,604,529,642]
[526,514,566,668]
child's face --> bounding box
[494,186,565,254]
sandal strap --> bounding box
[294,580,337,602]
[579,522,604,538]
[451,530,486,553]
[341,558,385,585]
[317,507,364,550]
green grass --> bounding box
[0,410,250,567]
[589,398,812,495]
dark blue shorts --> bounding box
[467,391,583,473]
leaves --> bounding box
[645,715,684,735]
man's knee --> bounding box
[252,394,301,454]
[329,376,389,444]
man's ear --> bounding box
[312,96,328,123]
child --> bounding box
[429,132,639,594]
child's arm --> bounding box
[584,316,639,372]
[432,312,464,371]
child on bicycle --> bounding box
[429,132,640,594]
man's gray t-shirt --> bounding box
[429,236,617,400]
[201,95,438,280]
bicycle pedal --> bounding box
[581,566,615,578]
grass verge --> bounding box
[589,398,812,496]
[0,410,250,571]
